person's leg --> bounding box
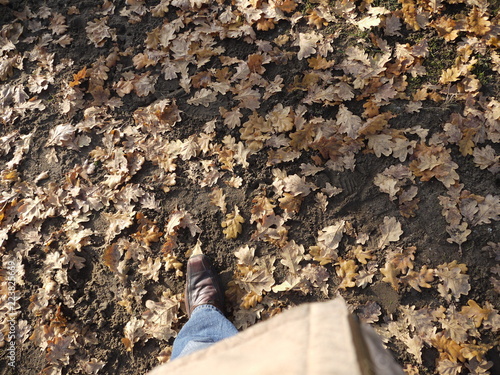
[171,304,238,359]
[171,254,238,360]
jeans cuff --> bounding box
[192,304,224,315]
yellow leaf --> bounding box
[460,300,492,328]
[380,262,400,290]
[458,128,476,156]
[467,6,491,36]
[335,258,358,289]
[222,205,245,239]
[69,66,87,87]
[439,66,461,84]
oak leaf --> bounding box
[103,211,134,243]
[299,263,329,296]
[473,194,500,226]
[283,174,315,197]
[210,187,227,214]
[122,317,145,352]
[250,194,275,224]
[309,221,345,265]
[337,104,363,139]
[138,257,162,282]
[86,17,116,47]
[280,240,305,275]
[69,66,87,87]
[266,103,293,132]
[467,6,491,36]
[436,261,471,301]
[46,123,77,150]
[356,15,381,31]
[378,216,403,249]
[234,245,256,273]
[460,300,492,328]
[446,222,471,246]
[240,268,275,295]
[222,205,244,239]
[278,192,303,215]
[473,145,499,173]
[401,265,434,292]
[295,32,322,60]
[355,261,378,288]
[335,258,358,289]
[142,292,179,341]
[357,301,382,324]
[187,88,217,107]
[380,262,400,290]
[308,56,334,70]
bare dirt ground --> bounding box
[0,1,499,374]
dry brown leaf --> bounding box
[69,66,87,87]
[122,317,145,352]
[266,103,293,132]
[378,216,403,249]
[86,17,116,47]
[467,6,491,36]
[380,262,400,290]
[138,257,162,282]
[142,292,179,341]
[355,261,378,289]
[410,144,459,188]
[401,265,435,292]
[299,263,329,296]
[222,205,244,239]
[357,301,382,324]
[460,300,492,329]
[250,194,275,224]
[187,88,217,107]
[279,240,305,275]
[446,222,471,246]
[103,211,134,243]
[337,104,363,139]
[283,174,315,197]
[308,56,335,70]
[278,192,303,215]
[46,123,77,150]
[473,145,499,173]
[309,221,345,265]
[239,268,275,296]
[234,245,256,273]
[436,261,471,302]
[335,258,358,289]
[131,212,163,247]
[473,194,500,226]
[210,187,227,214]
[295,31,322,60]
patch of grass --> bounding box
[301,0,316,14]
[472,54,492,83]
[406,75,427,94]
[372,0,400,11]
[422,36,457,83]
[471,53,499,95]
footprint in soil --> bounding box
[314,165,373,215]
[323,165,370,196]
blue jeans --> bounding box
[171,304,239,360]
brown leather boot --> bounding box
[184,254,225,318]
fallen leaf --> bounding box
[222,205,245,239]
[122,317,145,352]
[436,261,471,302]
[378,216,403,249]
[309,221,345,265]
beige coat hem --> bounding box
[147,298,403,375]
